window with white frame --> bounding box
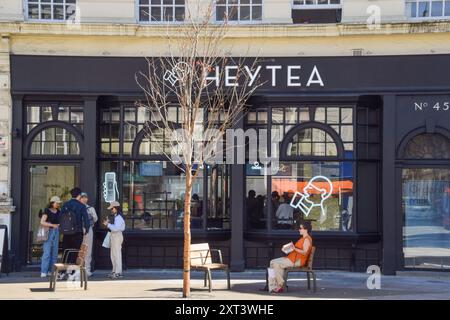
[138,0,185,22]
[215,0,262,22]
[27,0,77,20]
[292,0,341,8]
[406,1,450,18]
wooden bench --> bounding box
[49,243,88,291]
[266,246,317,292]
[190,243,230,292]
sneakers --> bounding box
[107,272,123,280]
[271,287,284,294]
[40,273,47,278]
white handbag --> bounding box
[102,232,111,249]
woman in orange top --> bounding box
[269,221,313,293]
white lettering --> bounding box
[245,65,261,87]
[225,66,238,87]
[206,66,220,86]
[287,66,302,87]
[266,65,282,87]
[306,65,324,87]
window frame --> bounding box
[405,0,450,20]
[136,0,186,24]
[214,0,264,24]
[25,0,78,22]
[292,0,342,10]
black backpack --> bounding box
[59,205,77,235]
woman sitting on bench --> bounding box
[269,221,313,293]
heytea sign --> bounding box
[164,62,325,88]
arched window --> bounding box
[30,126,80,156]
[287,127,338,157]
[403,133,450,159]
[280,122,344,160]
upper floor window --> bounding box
[292,0,342,24]
[138,0,185,23]
[292,0,341,8]
[406,1,450,18]
[215,0,263,22]
[27,0,77,21]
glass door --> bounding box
[28,164,79,264]
[402,168,450,269]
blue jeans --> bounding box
[40,228,59,274]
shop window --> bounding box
[406,1,450,19]
[287,127,338,157]
[30,127,80,156]
[114,161,205,230]
[292,0,342,24]
[26,103,84,133]
[138,0,185,23]
[271,161,353,231]
[215,0,263,22]
[27,0,77,21]
[403,133,450,159]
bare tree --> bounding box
[136,1,261,298]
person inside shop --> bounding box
[80,192,98,277]
[246,190,260,228]
[269,221,313,293]
[275,191,295,229]
[60,188,90,265]
[39,196,62,278]
[103,201,125,279]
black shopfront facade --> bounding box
[9,54,450,274]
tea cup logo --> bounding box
[164,62,191,86]
[289,176,333,218]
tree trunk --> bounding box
[183,168,192,298]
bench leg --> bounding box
[83,269,88,290]
[204,271,208,287]
[307,272,311,290]
[207,269,212,293]
[264,269,268,292]
[226,268,231,290]
[283,271,288,292]
[312,272,317,293]
[80,269,84,288]
[51,270,57,292]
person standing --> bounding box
[103,201,125,279]
[39,196,62,278]
[60,187,90,264]
[80,192,98,277]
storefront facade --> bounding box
[7,53,450,274]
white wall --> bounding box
[0,0,24,21]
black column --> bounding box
[81,96,98,209]
[230,112,245,272]
[381,94,397,275]
[10,95,23,270]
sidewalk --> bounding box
[1,269,450,300]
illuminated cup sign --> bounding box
[290,175,333,218]
[103,172,119,203]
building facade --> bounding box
[1,0,450,274]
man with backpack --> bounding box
[60,187,91,264]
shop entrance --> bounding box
[402,167,450,270]
[27,164,80,264]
